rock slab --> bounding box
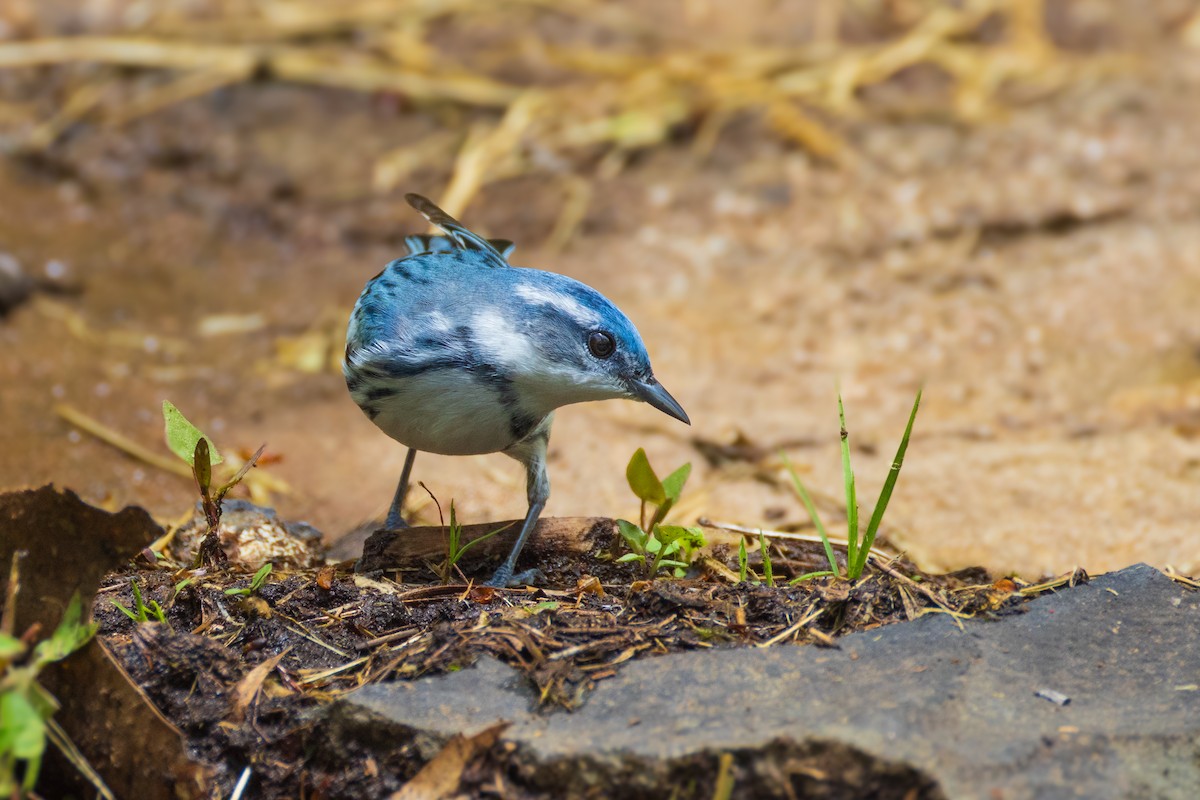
[330,564,1200,799]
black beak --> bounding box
[629,377,690,425]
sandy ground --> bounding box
[2,3,1199,578]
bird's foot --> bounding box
[484,566,545,588]
[382,513,410,531]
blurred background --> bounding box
[1,0,1198,578]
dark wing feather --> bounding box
[404,194,508,268]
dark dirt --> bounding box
[92,522,1039,798]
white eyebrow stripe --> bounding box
[471,307,538,369]
[514,283,602,327]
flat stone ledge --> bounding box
[327,564,1200,799]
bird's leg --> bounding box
[384,448,417,530]
[487,422,551,587]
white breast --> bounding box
[367,369,518,455]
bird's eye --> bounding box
[587,331,616,359]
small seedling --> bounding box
[111,579,167,624]
[1,553,97,796]
[224,563,273,597]
[162,401,265,567]
[437,502,511,585]
[616,449,705,578]
[421,488,513,584]
[626,448,691,533]
[784,390,922,581]
[734,530,779,587]
[172,576,195,600]
[758,530,774,588]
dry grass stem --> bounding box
[0,0,1129,225]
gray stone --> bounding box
[338,656,538,761]
[330,564,1200,798]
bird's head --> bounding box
[477,271,690,425]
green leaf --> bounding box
[0,633,25,660]
[163,400,222,467]
[0,691,47,760]
[33,593,95,667]
[26,681,58,720]
[617,519,647,550]
[250,563,273,591]
[653,524,688,543]
[851,388,922,578]
[615,553,644,564]
[661,463,692,502]
[656,525,705,548]
[737,537,748,582]
[645,536,662,554]
[626,448,665,505]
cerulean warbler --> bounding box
[345,194,689,586]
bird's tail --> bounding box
[402,233,516,261]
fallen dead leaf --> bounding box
[574,576,605,597]
[993,577,1018,593]
[467,585,497,603]
[232,647,291,721]
[390,722,508,800]
[315,564,336,591]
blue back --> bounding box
[345,197,656,428]
[349,249,650,382]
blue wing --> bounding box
[404,194,510,268]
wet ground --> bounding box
[3,0,1200,582]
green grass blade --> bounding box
[782,453,840,576]
[758,530,774,587]
[130,580,146,620]
[788,570,836,585]
[852,388,922,578]
[838,394,859,571]
[456,521,515,560]
[110,601,138,623]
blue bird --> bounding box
[345,194,689,587]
